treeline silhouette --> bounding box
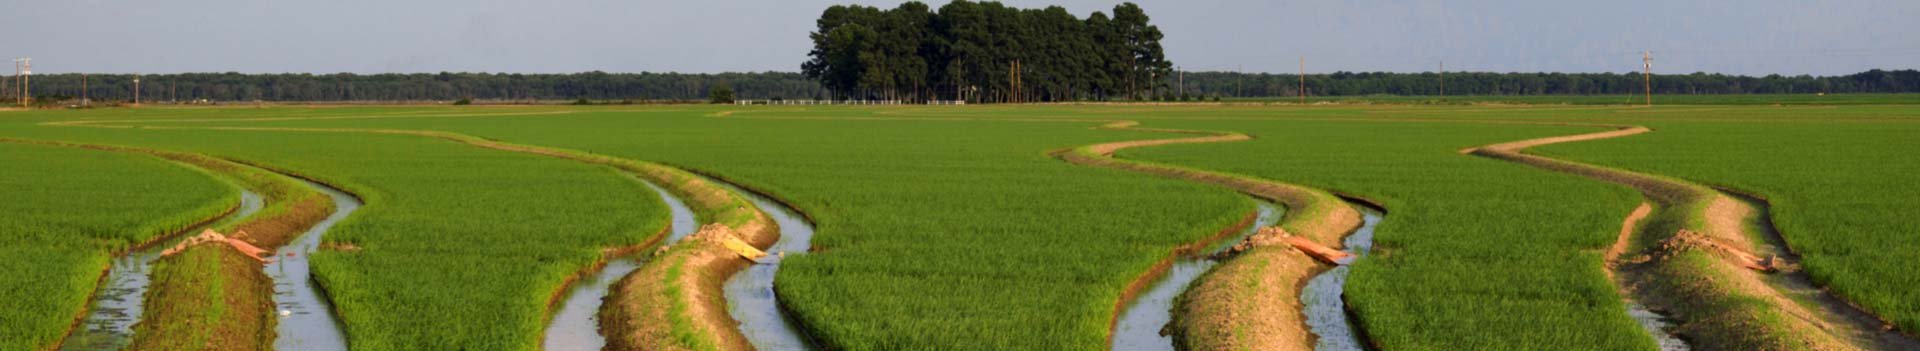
[1173,69,1920,99]
[6,71,825,103]
[8,69,1914,103]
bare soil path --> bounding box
[1466,124,1917,351]
[1058,120,1367,351]
[44,119,789,351]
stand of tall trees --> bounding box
[803,1,1173,103]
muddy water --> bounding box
[1112,202,1282,351]
[267,178,360,351]
[543,180,697,351]
[1625,302,1689,351]
[1300,204,1379,351]
[60,190,263,351]
[713,179,816,351]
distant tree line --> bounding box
[3,71,826,103]
[803,1,1174,103]
[1171,69,1920,98]
[7,69,1913,104]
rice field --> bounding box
[1526,106,1920,337]
[0,109,670,350]
[0,142,236,350]
[167,107,1254,349]
[1109,115,1653,350]
[3,99,1916,350]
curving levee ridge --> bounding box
[43,120,792,351]
[1466,124,1919,351]
[1057,120,1367,350]
[1,138,345,351]
[37,107,1920,350]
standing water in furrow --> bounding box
[268,178,361,351]
[713,178,816,350]
[1625,302,1689,351]
[544,180,698,350]
[1113,202,1282,351]
[60,190,264,351]
[1300,202,1380,351]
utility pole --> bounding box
[14,58,28,108]
[134,74,141,105]
[1439,61,1446,100]
[1298,56,1305,104]
[1642,51,1653,107]
[82,73,88,107]
[1177,66,1184,99]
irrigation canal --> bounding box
[1300,202,1381,351]
[543,179,698,350]
[60,190,263,350]
[267,178,362,351]
[711,177,817,351]
[1112,202,1282,351]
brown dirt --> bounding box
[39,124,790,350]
[1172,247,1322,351]
[230,193,334,249]
[46,195,240,351]
[129,246,278,351]
[1,139,345,351]
[1608,203,1655,270]
[602,221,778,351]
[1105,210,1259,347]
[541,224,672,330]
[1470,125,1875,351]
[122,166,338,351]
[1057,120,1366,350]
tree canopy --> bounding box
[803,1,1174,103]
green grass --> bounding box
[1527,106,1920,336]
[149,105,1252,349]
[0,108,670,350]
[1109,114,1655,350]
[0,142,236,350]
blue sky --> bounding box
[5,0,1916,75]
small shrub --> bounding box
[709,84,736,104]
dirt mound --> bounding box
[1061,120,1367,350]
[1472,124,1882,351]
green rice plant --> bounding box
[134,105,1252,349]
[1529,105,1920,337]
[0,142,236,350]
[17,103,1911,349]
[0,110,671,350]
[1115,116,1657,350]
